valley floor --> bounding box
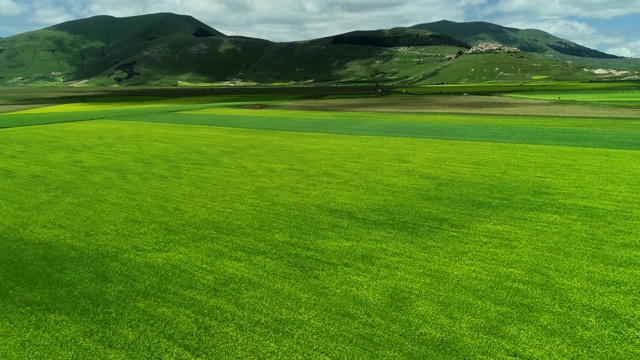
[1,84,639,358]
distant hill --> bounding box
[1,14,638,86]
[0,13,274,86]
[240,28,473,84]
[328,29,469,48]
[50,13,225,39]
[410,20,621,59]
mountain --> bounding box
[240,28,472,84]
[49,12,225,39]
[326,29,469,48]
[410,20,620,59]
[0,13,274,86]
[1,13,638,86]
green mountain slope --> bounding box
[328,29,469,48]
[410,20,620,59]
[49,13,225,39]
[410,20,640,73]
[0,13,275,86]
[240,26,629,84]
[1,14,638,86]
[240,29,469,84]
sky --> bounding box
[1,0,639,57]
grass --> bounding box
[282,93,640,120]
[507,89,640,108]
[399,81,637,95]
[5,97,639,149]
[1,88,640,358]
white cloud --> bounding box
[29,0,74,24]
[182,0,489,41]
[478,1,640,58]
[486,0,640,20]
[491,14,633,57]
[0,0,24,16]
[606,40,640,58]
[88,0,184,17]
[35,0,490,41]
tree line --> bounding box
[331,33,470,48]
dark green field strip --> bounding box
[3,100,639,150]
[401,82,637,95]
[0,114,75,128]
[0,102,256,128]
[114,111,640,150]
[1,121,639,358]
[0,108,162,128]
[507,89,640,108]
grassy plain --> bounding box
[398,81,637,95]
[1,85,639,358]
[507,89,640,108]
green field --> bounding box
[1,86,639,358]
[507,89,640,108]
[399,81,638,95]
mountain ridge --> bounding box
[0,13,638,86]
[409,20,620,59]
